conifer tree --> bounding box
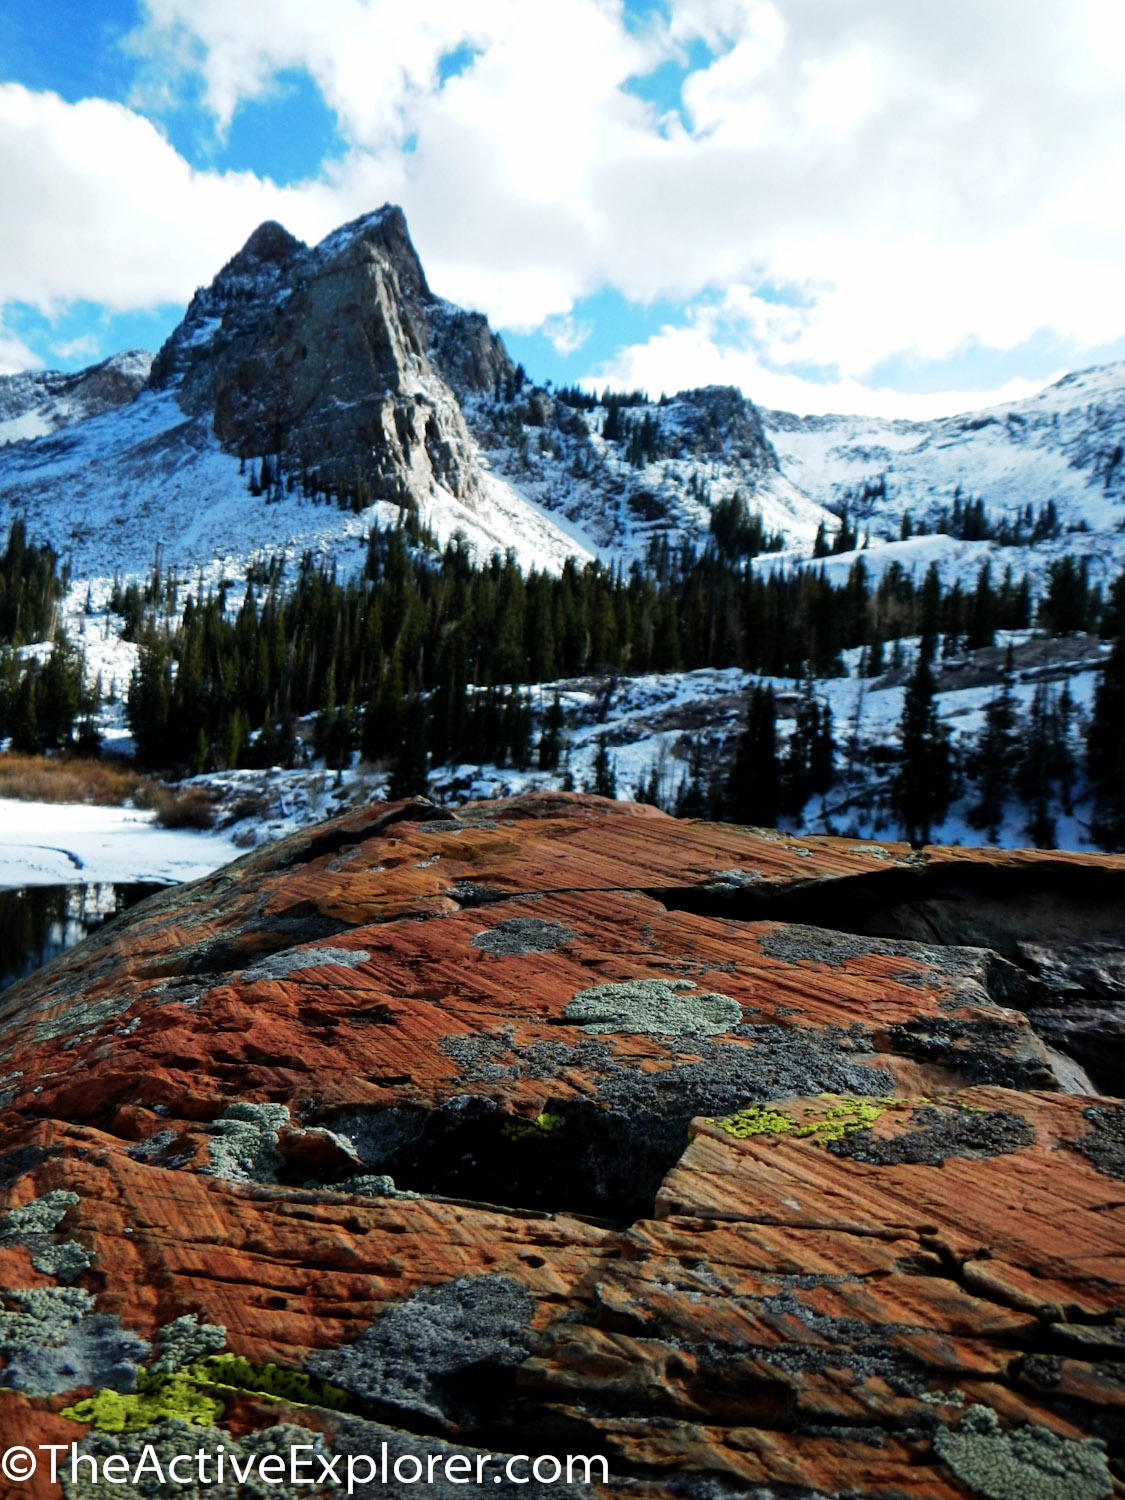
[1088,635,1125,848]
[726,684,780,826]
[967,673,1017,841]
[589,737,617,799]
[894,658,951,845]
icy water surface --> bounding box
[0,882,164,994]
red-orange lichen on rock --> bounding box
[0,793,1122,1498]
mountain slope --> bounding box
[0,206,835,589]
[0,350,151,445]
[763,363,1125,587]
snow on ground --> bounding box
[762,361,1125,588]
[0,385,597,609]
[0,798,243,888]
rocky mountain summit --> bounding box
[149,207,513,510]
[1,795,1122,1497]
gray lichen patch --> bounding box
[1,1190,91,1284]
[563,978,743,1036]
[758,926,899,968]
[332,1173,418,1199]
[241,946,370,982]
[0,1286,149,1395]
[470,919,575,956]
[1068,1105,1125,1180]
[150,1312,226,1374]
[204,1102,291,1183]
[35,995,133,1043]
[31,1241,92,1281]
[829,1106,1036,1166]
[933,1404,1113,1500]
[0,1188,78,1239]
[705,868,763,893]
[62,1419,325,1500]
[307,1274,534,1430]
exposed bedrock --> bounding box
[0,795,1122,1498]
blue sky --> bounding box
[1,0,1124,416]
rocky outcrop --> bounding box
[0,353,151,446]
[148,206,514,508]
[0,795,1122,1497]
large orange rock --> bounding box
[0,793,1122,1498]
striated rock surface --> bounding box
[148,207,513,508]
[0,794,1122,1498]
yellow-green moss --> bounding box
[194,1354,348,1408]
[60,1355,348,1434]
[713,1095,891,1143]
[60,1373,221,1433]
[501,1111,566,1142]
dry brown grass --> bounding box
[0,753,146,806]
[138,783,218,830]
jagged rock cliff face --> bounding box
[149,207,514,507]
[0,352,151,446]
[1,796,1123,1497]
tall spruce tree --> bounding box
[894,657,951,845]
[1088,635,1125,848]
[967,672,1017,841]
[726,683,780,826]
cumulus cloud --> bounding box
[0,0,1122,410]
[583,295,1058,419]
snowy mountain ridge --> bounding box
[0,205,1123,605]
[0,350,151,446]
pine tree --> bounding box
[967,673,1017,841]
[725,684,780,826]
[388,694,429,798]
[894,658,951,845]
[1088,635,1125,848]
[588,737,617,799]
[538,692,565,771]
[674,739,708,819]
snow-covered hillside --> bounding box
[0,351,151,446]
[0,385,595,610]
[465,384,832,563]
[763,362,1125,588]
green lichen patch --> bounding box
[61,1354,349,1434]
[60,1372,223,1433]
[933,1405,1112,1500]
[501,1112,566,1142]
[194,1354,348,1409]
[563,978,743,1037]
[712,1095,893,1144]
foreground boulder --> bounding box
[0,793,1122,1498]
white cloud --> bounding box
[0,322,40,376]
[51,333,102,362]
[540,315,593,356]
[584,304,1055,418]
[0,84,329,315]
[0,0,1122,407]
